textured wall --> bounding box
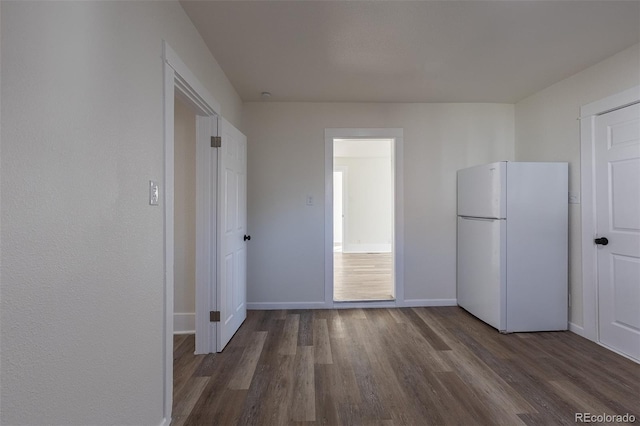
[515,43,640,328]
[243,102,514,305]
[0,1,241,424]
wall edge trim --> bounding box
[247,302,329,310]
[568,322,587,338]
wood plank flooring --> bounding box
[334,253,393,301]
[172,308,639,426]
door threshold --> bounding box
[332,299,397,309]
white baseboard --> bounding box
[333,300,398,309]
[343,243,392,253]
[247,301,328,310]
[173,312,195,334]
[568,322,587,339]
[247,299,458,310]
[400,298,458,307]
[569,323,638,362]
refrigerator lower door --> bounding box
[457,216,506,331]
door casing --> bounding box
[162,41,222,425]
[333,167,348,250]
[324,128,404,308]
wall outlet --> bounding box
[306,195,314,206]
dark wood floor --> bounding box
[172,308,639,426]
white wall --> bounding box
[0,2,242,425]
[515,43,640,329]
[334,155,393,252]
[243,102,514,306]
[174,97,196,334]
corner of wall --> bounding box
[512,42,640,330]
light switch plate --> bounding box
[149,180,159,205]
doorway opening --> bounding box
[173,95,197,337]
[333,138,395,302]
[163,41,225,423]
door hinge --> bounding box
[210,311,220,322]
[211,136,222,148]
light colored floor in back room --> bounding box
[334,252,394,301]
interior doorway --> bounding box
[163,42,227,423]
[173,95,197,336]
[332,138,395,302]
[333,168,346,253]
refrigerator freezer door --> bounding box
[457,162,506,219]
[457,216,506,331]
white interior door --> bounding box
[217,117,247,351]
[595,103,640,361]
[194,115,217,354]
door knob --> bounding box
[244,235,251,241]
[594,237,608,246]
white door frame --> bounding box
[324,128,404,308]
[579,85,640,343]
[333,166,348,251]
[162,41,221,425]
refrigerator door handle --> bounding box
[459,216,503,222]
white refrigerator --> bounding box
[457,161,568,332]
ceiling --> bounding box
[180,1,640,104]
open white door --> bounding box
[595,103,640,361]
[194,115,217,354]
[217,117,247,351]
